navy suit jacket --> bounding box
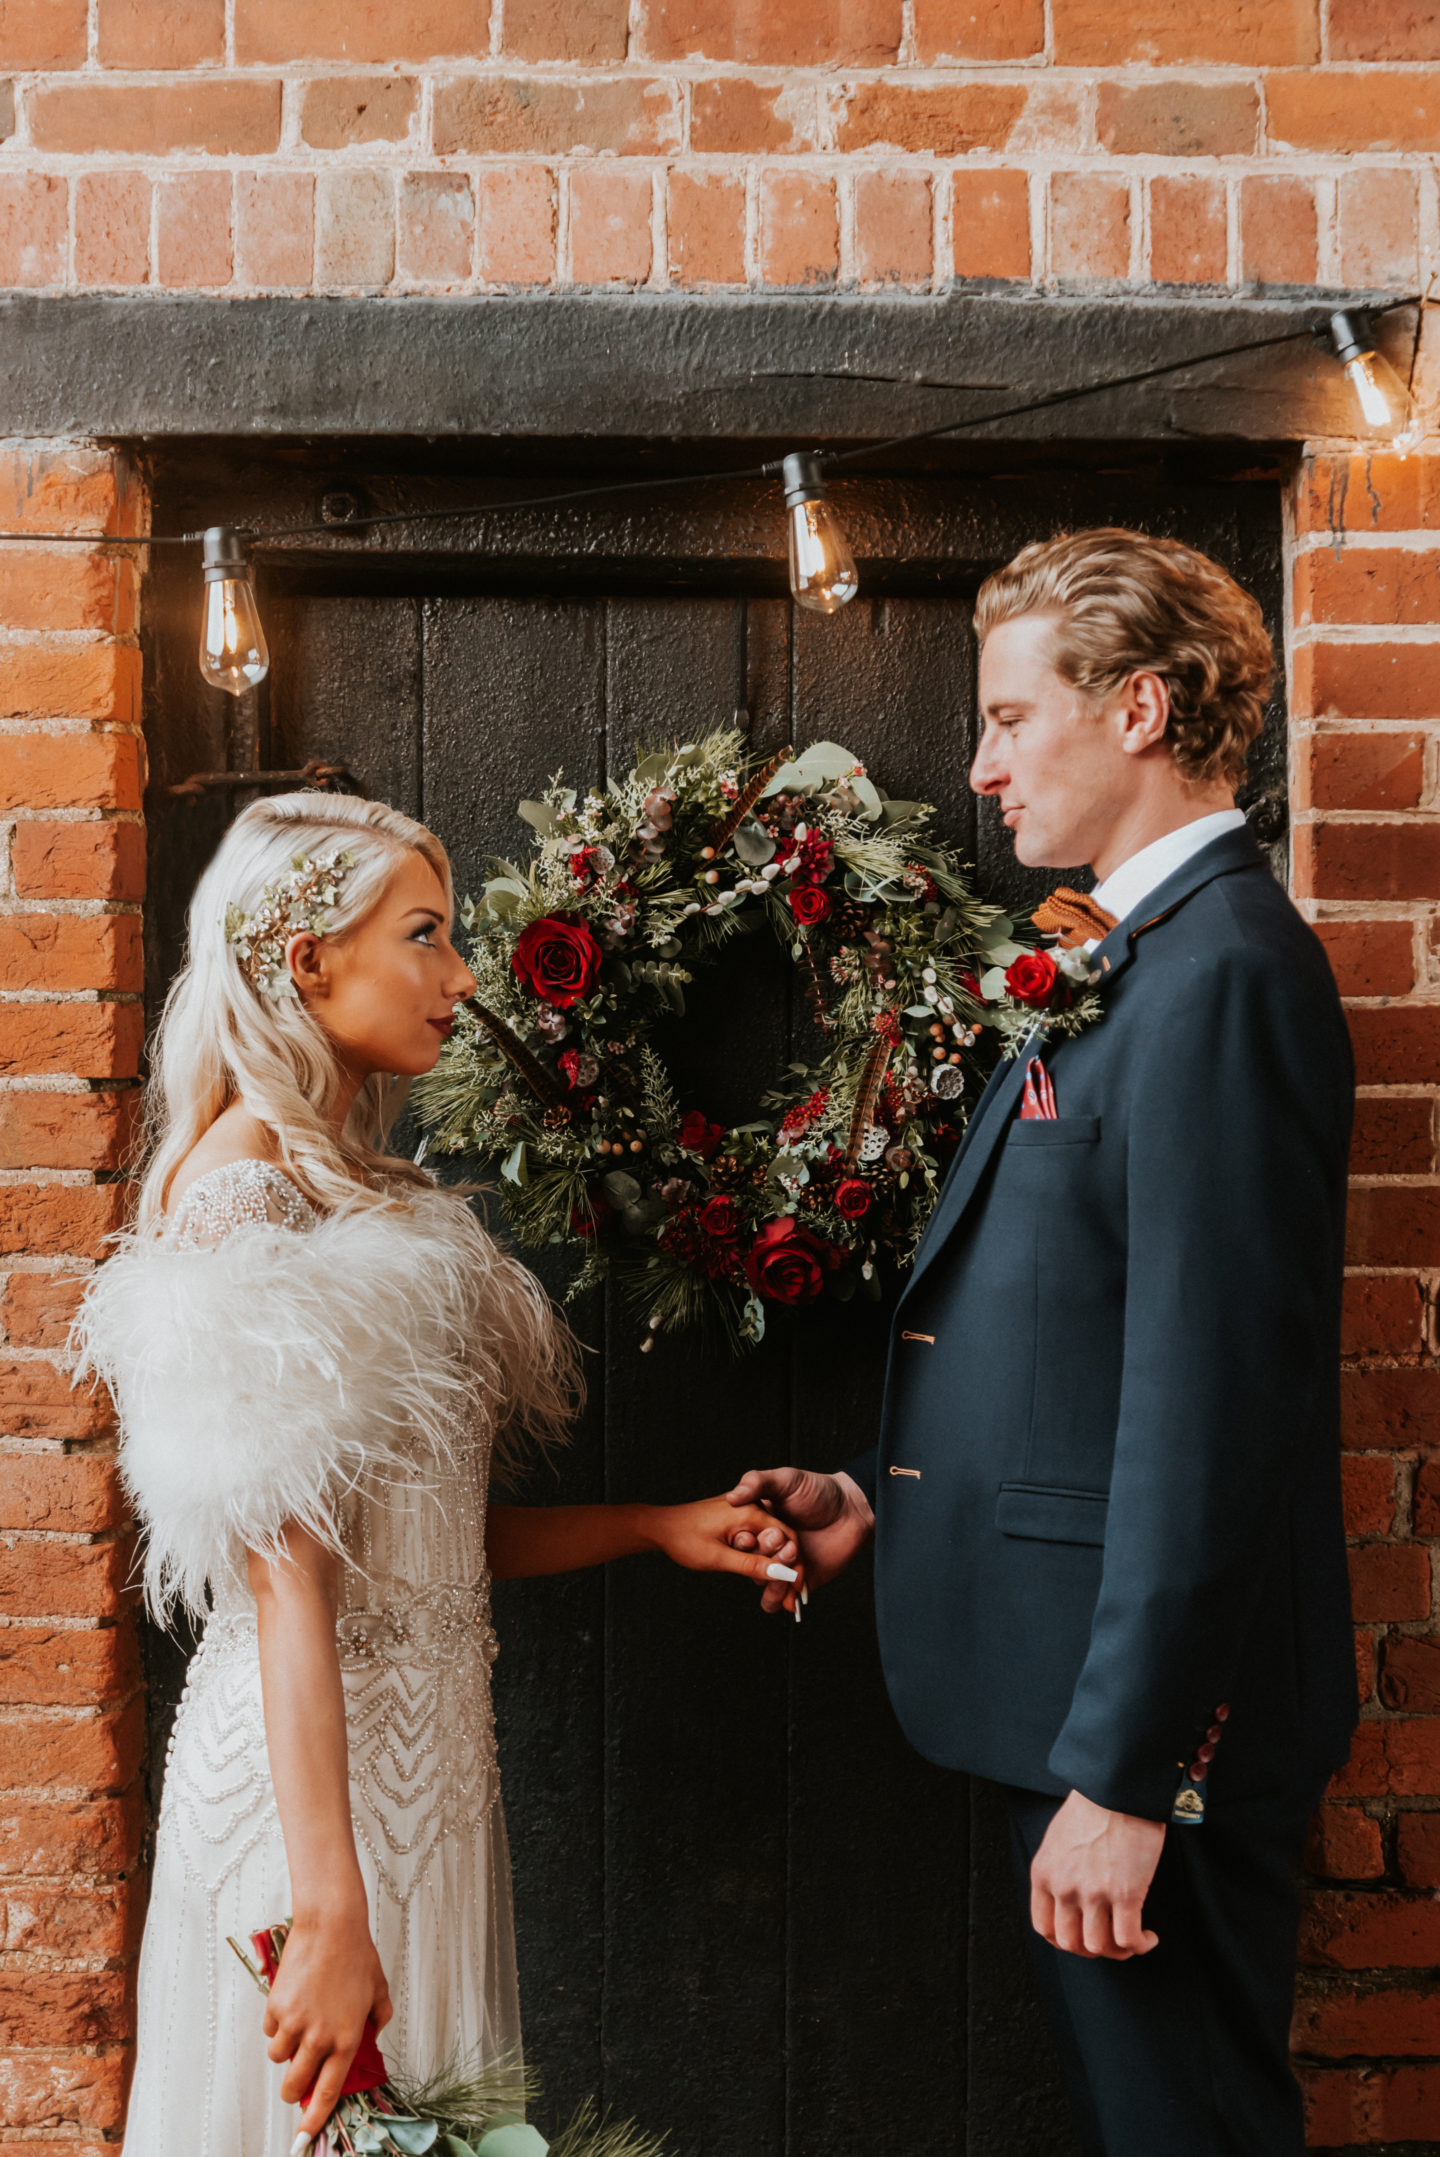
[846,828,1357,1821]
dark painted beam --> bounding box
[0,289,1411,444]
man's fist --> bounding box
[1030,1790,1165,1960]
[726,1466,875,1612]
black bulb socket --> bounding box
[1328,310,1373,367]
[781,453,830,510]
[202,525,254,584]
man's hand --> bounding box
[1030,1789,1164,1960]
[726,1467,874,1612]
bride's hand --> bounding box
[645,1496,805,1611]
[264,1904,393,2134]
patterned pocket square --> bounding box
[1020,1058,1057,1121]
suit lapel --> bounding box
[901,1040,1035,1305]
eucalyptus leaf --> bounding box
[601,1171,642,1206]
[474,2125,550,2157]
[731,820,777,867]
[517,801,558,834]
[904,1004,932,1019]
[352,2128,389,2154]
[879,799,929,826]
[980,938,1025,964]
[501,1142,528,1188]
[849,774,883,819]
[769,1154,810,1185]
[739,1294,767,1344]
[979,967,1007,1002]
[440,2137,476,2157]
[384,2121,441,2154]
[633,751,672,784]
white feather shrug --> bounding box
[71,1188,518,1623]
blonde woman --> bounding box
[74,793,801,2157]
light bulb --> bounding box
[1329,312,1423,456]
[199,525,270,694]
[781,453,858,615]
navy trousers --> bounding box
[1005,1782,1323,2157]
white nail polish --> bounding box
[766,1561,799,1582]
[801,1584,809,1606]
[291,2136,312,2157]
[794,1599,802,1623]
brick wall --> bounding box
[1291,451,1440,2148]
[0,0,1431,294]
[0,443,146,2150]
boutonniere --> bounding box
[986,928,1104,1058]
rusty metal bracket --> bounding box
[165,758,362,801]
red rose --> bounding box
[789,884,831,927]
[961,970,988,1003]
[833,1176,872,1221]
[677,1110,725,1160]
[513,913,602,1009]
[1004,950,1061,1008]
[743,1216,842,1308]
[699,1194,740,1240]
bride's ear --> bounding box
[286,931,331,1001]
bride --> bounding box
[73,792,802,2156]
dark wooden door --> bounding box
[142,445,1287,2157]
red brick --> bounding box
[235,171,314,289]
[236,0,488,61]
[0,1625,139,1708]
[73,171,151,289]
[1305,1801,1386,1880]
[1314,919,1415,998]
[1382,1635,1440,1714]
[315,169,394,287]
[12,820,146,902]
[1348,1005,1440,1086]
[1332,1716,1440,1796]
[1348,1097,1435,1177]
[31,79,282,157]
[1397,1808,1440,1886]
[0,1091,139,1175]
[1342,1452,1399,1536]
[952,168,1030,281]
[0,2048,128,2131]
[690,77,816,153]
[1298,729,1426,811]
[0,1352,114,1439]
[0,1878,136,1956]
[96,0,224,67]
[1049,172,1131,281]
[1340,167,1420,289]
[1302,547,1440,630]
[1,1268,87,1350]
[0,175,67,288]
[0,550,138,636]
[1298,822,1440,904]
[0,1540,128,1621]
[1293,1975,1440,2054]
[759,169,837,288]
[0,1183,127,1263]
[0,1695,144,1795]
[911,0,1043,58]
[0,1789,143,1875]
[1148,174,1225,285]
[642,0,901,63]
[0,1002,143,1081]
[0,0,86,66]
[1301,1886,1440,1968]
[1303,2061,1440,2145]
[398,171,474,285]
[0,650,139,728]
[1053,0,1316,62]
[835,81,1025,155]
[1238,174,1316,285]
[155,170,232,289]
[1348,1542,1432,1621]
[667,171,745,288]
[1297,639,1440,723]
[1299,454,1440,537]
[1266,69,1440,153]
[1096,77,1257,156]
[0,449,132,542]
[299,73,420,149]
[852,169,932,288]
[569,165,652,287]
[0,1453,122,1535]
[1342,1271,1427,1357]
[1341,1366,1440,1450]
[1331,0,1440,60]
[1357,1624,1378,1704]
[1417,1457,1440,1533]
[0,915,142,994]
[434,75,680,156]
[502,0,627,59]
[476,166,555,286]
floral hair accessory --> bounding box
[224,847,357,1002]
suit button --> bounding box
[1215,1703,1231,1720]
[1189,1762,1208,1781]
[1197,1742,1216,1763]
[1207,1724,1223,1744]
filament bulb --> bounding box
[199,525,270,695]
[782,453,858,615]
[1329,312,1423,457]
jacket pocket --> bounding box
[1005,1116,1101,1148]
[996,1482,1109,1545]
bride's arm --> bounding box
[249,1528,392,2143]
[487,1500,802,1605]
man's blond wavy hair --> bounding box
[973,527,1274,790]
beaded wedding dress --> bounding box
[73,1161,525,2157]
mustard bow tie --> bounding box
[1031,888,1119,950]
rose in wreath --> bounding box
[698,1193,741,1241]
[789,884,832,928]
[1004,950,1064,1009]
[833,1176,873,1222]
[676,1110,725,1161]
[513,912,603,1009]
[744,1216,843,1307]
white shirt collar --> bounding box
[1090,808,1248,930]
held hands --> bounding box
[1029,1789,1164,1961]
[263,1902,392,2137]
[646,1495,807,1614]
[725,1467,875,1613]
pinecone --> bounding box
[543,1103,573,1130]
[833,897,871,940]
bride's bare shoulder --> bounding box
[164,1105,279,1220]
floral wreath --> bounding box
[415,733,1099,1352]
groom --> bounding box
[730,528,1357,2155]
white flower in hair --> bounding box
[224,847,358,1002]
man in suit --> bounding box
[730,528,1356,2155]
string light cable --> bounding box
[0,295,1423,691]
